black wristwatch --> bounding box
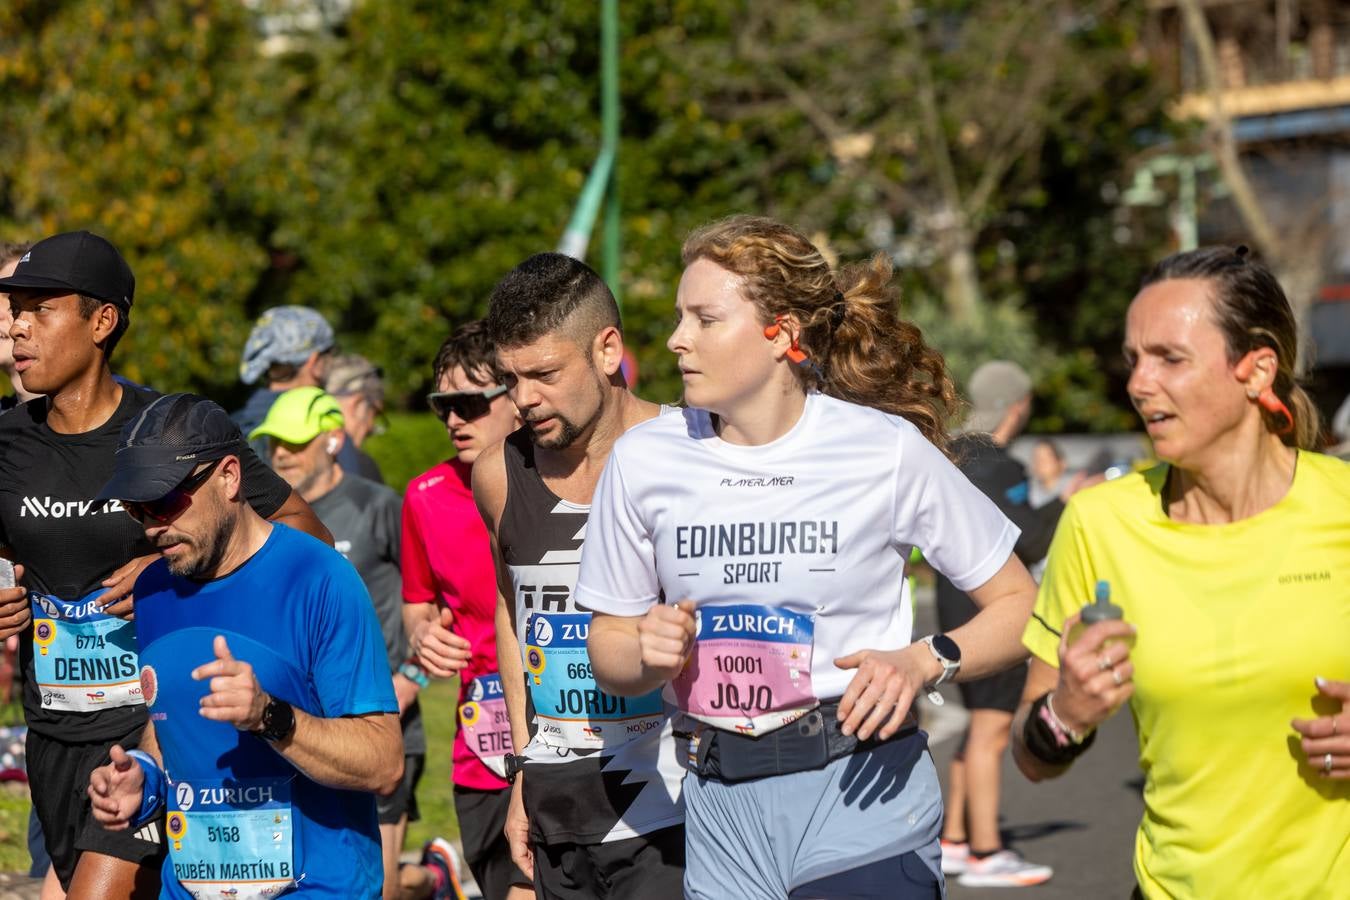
[254,696,296,743]
[504,753,526,784]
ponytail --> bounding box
[682,216,958,456]
[822,254,958,456]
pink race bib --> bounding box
[669,604,816,736]
[458,674,513,778]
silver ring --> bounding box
[1112,668,1124,687]
[1325,753,1334,774]
[1097,654,1112,672]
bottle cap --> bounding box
[1080,580,1124,624]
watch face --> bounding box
[932,634,961,663]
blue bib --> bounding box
[166,775,296,899]
[30,590,142,712]
[523,612,664,749]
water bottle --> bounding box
[1067,580,1134,650]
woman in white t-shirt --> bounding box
[577,215,1039,898]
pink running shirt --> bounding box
[402,459,509,791]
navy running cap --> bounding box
[97,393,246,503]
[0,231,134,309]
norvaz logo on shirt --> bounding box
[18,496,124,518]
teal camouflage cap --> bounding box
[239,306,334,385]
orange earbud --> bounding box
[1257,389,1295,436]
[1236,351,1294,436]
[763,322,781,340]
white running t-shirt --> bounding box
[575,393,1019,709]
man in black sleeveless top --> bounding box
[472,254,686,899]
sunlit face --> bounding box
[140,461,238,579]
[496,334,607,450]
[437,364,520,465]
[668,257,781,415]
[7,291,108,395]
[1124,278,1248,469]
[269,431,341,498]
[1030,443,1064,487]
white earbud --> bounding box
[326,437,339,455]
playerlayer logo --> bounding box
[19,496,125,519]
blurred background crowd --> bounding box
[3,0,1350,892]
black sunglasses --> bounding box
[124,459,222,525]
[427,386,509,423]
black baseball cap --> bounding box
[0,230,134,309]
[96,394,246,502]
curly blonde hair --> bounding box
[682,215,958,455]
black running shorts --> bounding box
[531,824,685,900]
[453,785,532,900]
[376,753,425,825]
[27,724,166,889]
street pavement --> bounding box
[914,585,1145,899]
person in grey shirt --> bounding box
[250,384,428,900]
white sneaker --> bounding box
[957,849,1053,888]
[940,839,970,875]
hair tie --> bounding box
[1234,244,1250,260]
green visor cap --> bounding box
[249,386,345,445]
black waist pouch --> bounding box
[692,702,917,783]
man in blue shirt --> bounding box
[85,393,402,898]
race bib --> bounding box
[524,612,664,749]
[31,591,143,712]
[669,604,817,736]
[459,674,513,778]
[166,776,296,900]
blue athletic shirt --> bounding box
[133,523,398,898]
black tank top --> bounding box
[496,428,686,844]
[499,429,589,584]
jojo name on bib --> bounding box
[671,603,817,736]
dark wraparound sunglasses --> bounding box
[427,386,509,423]
[123,459,222,524]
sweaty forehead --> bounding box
[496,333,585,373]
[1126,279,1222,344]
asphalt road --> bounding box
[914,587,1145,899]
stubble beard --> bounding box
[165,510,238,579]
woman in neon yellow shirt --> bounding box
[1014,246,1350,899]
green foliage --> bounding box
[0,0,1169,429]
[0,0,270,395]
[363,410,454,495]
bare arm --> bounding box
[271,708,403,794]
[192,634,403,794]
[590,605,694,698]
[403,601,436,652]
[942,553,1037,682]
[268,489,334,546]
[1010,657,1068,781]
[1011,615,1136,782]
[472,444,530,753]
[834,552,1038,742]
[473,441,535,877]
